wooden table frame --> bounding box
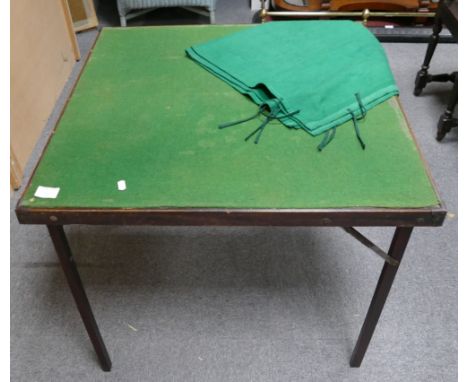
[15,32,446,371]
[15,201,446,372]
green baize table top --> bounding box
[19,25,440,210]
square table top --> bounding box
[18,25,441,214]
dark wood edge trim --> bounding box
[16,206,446,227]
[396,97,446,212]
[15,31,102,212]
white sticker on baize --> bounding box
[117,180,127,191]
[34,186,60,199]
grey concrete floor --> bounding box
[11,2,457,381]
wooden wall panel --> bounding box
[10,148,22,190]
[11,0,79,189]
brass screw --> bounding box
[362,8,370,26]
[260,7,268,23]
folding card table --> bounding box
[16,25,446,371]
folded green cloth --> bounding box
[186,21,399,149]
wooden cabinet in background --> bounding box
[10,0,80,189]
[67,0,99,32]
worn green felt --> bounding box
[20,26,439,210]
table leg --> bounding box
[349,226,413,367]
[47,225,112,371]
[437,72,458,141]
[414,14,443,96]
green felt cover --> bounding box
[19,26,439,210]
[186,21,399,136]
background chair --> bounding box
[414,0,457,141]
[270,0,322,11]
[116,0,217,26]
[271,0,423,11]
[328,0,419,11]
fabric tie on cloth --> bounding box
[186,21,399,150]
[219,99,300,144]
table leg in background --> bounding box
[437,72,458,141]
[47,225,112,371]
[414,15,443,95]
[350,226,413,367]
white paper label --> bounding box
[34,186,60,199]
[117,180,127,191]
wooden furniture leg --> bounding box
[47,225,112,371]
[350,227,413,367]
[414,14,443,96]
[436,72,458,141]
